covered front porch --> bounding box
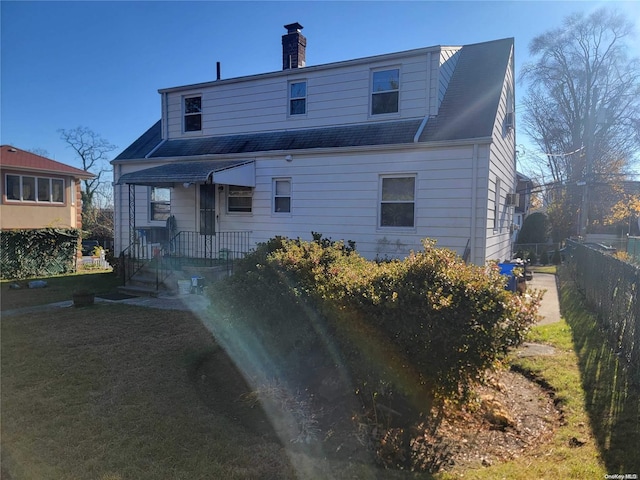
[116,159,255,290]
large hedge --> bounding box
[210,236,541,413]
[0,228,80,280]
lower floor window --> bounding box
[227,185,253,213]
[273,178,291,213]
[380,176,415,227]
[150,187,171,221]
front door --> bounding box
[199,183,216,236]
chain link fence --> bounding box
[1,229,80,280]
[565,239,640,382]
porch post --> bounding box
[128,184,136,251]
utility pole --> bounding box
[580,86,599,238]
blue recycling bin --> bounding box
[498,263,518,292]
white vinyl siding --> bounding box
[164,49,435,139]
[485,45,516,262]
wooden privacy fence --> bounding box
[565,239,640,383]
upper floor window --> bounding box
[379,175,415,228]
[184,96,202,132]
[273,178,291,213]
[5,174,64,203]
[227,186,253,213]
[371,68,399,115]
[289,81,307,115]
[493,178,501,231]
[150,187,170,221]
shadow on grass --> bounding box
[559,269,640,474]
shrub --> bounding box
[552,247,562,265]
[213,236,541,411]
[0,228,80,279]
[517,212,549,244]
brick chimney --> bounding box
[282,22,306,70]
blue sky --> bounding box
[1,1,638,170]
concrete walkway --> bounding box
[516,272,563,358]
[1,292,211,318]
[526,272,562,326]
[2,273,563,325]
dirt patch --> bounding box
[433,368,563,471]
[191,348,563,473]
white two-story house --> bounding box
[112,23,517,266]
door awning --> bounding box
[117,160,255,187]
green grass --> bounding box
[439,266,639,479]
[1,304,297,480]
[529,265,558,274]
[2,268,636,479]
[1,271,121,311]
[1,301,428,480]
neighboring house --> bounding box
[112,24,517,266]
[1,145,93,230]
[512,172,534,243]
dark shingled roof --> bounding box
[114,120,162,161]
[117,159,253,187]
[114,38,512,161]
[419,38,513,142]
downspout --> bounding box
[470,144,478,265]
[413,51,433,143]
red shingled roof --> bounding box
[0,145,94,178]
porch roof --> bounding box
[117,159,255,187]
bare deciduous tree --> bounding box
[59,127,117,209]
[520,8,640,237]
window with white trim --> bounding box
[289,81,307,115]
[493,178,501,230]
[371,68,399,115]
[379,176,415,227]
[150,187,171,221]
[227,185,253,213]
[273,178,291,213]
[184,96,202,132]
[5,174,64,203]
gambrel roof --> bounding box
[114,38,513,162]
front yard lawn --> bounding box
[1,304,296,480]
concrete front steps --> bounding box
[118,263,232,297]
